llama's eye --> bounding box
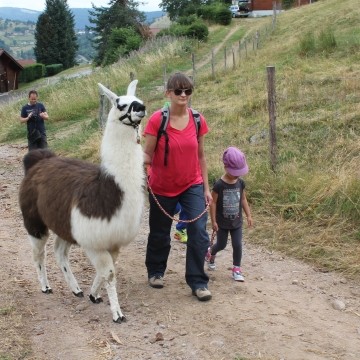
[117,104,127,111]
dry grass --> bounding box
[0,290,32,359]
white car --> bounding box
[229,5,240,18]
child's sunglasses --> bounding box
[173,88,193,96]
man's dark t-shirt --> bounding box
[21,102,47,136]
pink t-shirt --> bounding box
[144,108,209,196]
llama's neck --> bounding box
[100,120,143,187]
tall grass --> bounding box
[0,0,359,277]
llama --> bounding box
[19,80,146,323]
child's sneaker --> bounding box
[208,258,216,271]
[205,248,216,270]
[174,229,187,243]
[232,267,245,282]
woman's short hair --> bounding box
[166,72,194,91]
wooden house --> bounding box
[0,49,23,93]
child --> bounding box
[174,203,188,244]
[206,146,253,282]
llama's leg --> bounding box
[29,234,52,294]
[85,249,125,323]
[87,248,120,303]
[54,236,83,297]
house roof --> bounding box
[17,59,36,67]
[0,48,24,71]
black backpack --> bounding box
[157,106,201,166]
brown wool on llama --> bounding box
[19,80,146,323]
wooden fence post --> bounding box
[163,65,167,91]
[99,84,109,129]
[267,66,277,172]
[211,49,215,79]
[232,48,236,70]
[272,1,277,30]
[224,47,227,70]
[192,53,196,85]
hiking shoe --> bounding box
[232,267,245,282]
[192,287,212,301]
[149,275,164,288]
[174,229,187,243]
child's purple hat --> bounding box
[222,147,249,177]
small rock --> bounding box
[75,303,88,311]
[331,299,346,311]
[210,340,224,347]
[292,279,299,285]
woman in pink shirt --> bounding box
[143,72,212,301]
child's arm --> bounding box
[210,190,219,232]
[241,190,253,227]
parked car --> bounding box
[238,0,251,17]
[229,2,251,18]
[229,5,240,18]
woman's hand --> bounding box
[204,189,212,206]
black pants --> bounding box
[211,227,243,267]
[28,136,48,151]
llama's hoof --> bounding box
[89,294,103,304]
[42,287,53,294]
[73,291,84,298]
[113,315,126,324]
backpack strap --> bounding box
[157,106,201,166]
[191,109,201,142]
[157,107,170,166]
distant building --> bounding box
[0,48,23,93]
[17,59,36,67]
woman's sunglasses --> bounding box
[173,88,193,96]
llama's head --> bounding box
[98,81,146,128]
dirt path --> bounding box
[1,143,360,360]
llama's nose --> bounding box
[133,103,146,112]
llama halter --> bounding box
[117,100,144,144]
[118,100,144,127]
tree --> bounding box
[103,27,142,66]
[88,0,148,66]
[159,0,208,21]
[34,0,78,69]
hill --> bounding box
[0,7,165,29]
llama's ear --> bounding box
[126,80,138,97]
[98,83,118,104]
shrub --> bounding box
[213,7,232,26]
[185,21,209,41]
[19,63,46,83]
[45,64,64,76]
[197,4,231,25]
[318,27,337,53]
[157,18,208,42]
[298,31,316,56]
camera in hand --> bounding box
[29,111,39,121]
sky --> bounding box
[0,0,162,12]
